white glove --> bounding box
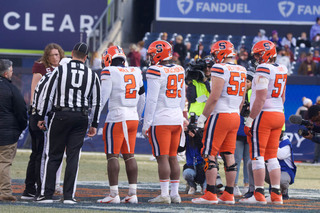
[245,117,254,128]
[142,125,149,139]
[197,114,207,129]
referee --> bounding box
[36,42,101,204]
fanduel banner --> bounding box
[156,0,319,25]
[1,0,107,50]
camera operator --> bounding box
[183,58,223,194]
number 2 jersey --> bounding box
[210,63,247,114]
[100,66,144,122]
[250,63,287,112]
[143,64,185,127]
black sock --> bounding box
[255,188,265,195]
[206,184,217,194]
[271,188,281,195]
[225,186,233,194]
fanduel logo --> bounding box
[278,1,295,17]
[177,0,193,15]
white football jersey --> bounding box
[143,64,185,127]
[210,63,247,114]
[101,66,143,122]
[250,63,287,112]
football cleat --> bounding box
[97,195,120,204]
[121,195,138,204]
[192,191,218,204]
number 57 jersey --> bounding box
[101,66,144,122]
[250,63,287,112]
[144,64,185,127]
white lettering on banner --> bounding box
[59,14,75,32]
[286,132,306,148]
[297,5,320,15]
[196,2,251,14]
[25,13,37,31]
[2,12,97,32]
[80,15,94,32]
[42,13,55,32]
[3,11,20,30]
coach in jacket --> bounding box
[0,59,28,201]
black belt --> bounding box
[54,107,87,112]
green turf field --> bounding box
[12,150,320,189]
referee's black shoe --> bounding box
[21,191,36,200]
[63,198,77,204]
[35,195,61,203]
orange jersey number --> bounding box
[166,74,184,98]
[227,72,246,96]
[124,74,137,99]
[271,74,287,98]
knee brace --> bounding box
[203,157,218,172]
[266,158,280,172]
[252,156,265,171]
[220,152,237,172]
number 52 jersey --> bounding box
[100,66,144,122]
[143,64,185,127]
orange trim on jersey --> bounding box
[256,67,270,74]
[147,69,161,76]
[101,70,110,75]
[211,67,224,74]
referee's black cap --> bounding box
[73,42,89,55]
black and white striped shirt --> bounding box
[32,72,53,115]
[38,60,101,127]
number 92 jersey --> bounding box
[101,66,143,122]
[211,63,247,114]
[145,64,185,126]
[250,63,287,112]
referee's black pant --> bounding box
[24,114,44,196]
[41,111,88,200]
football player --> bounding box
[240,40,287,205]
[142,40,185,204]
[97,46,145,204]
[192,40,247,205]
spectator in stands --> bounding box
[270,30,282,50]
[295,97,312,119]
[161,32,168,41]
[281,33,296,48]
[237,51,250,69]
[310,17,320,41]
[297,51,307,63]
[313,50,320,63]
[185,42,193,64]
[298,52,317,76]
[107,42,114,48]
[311,34,320,49]
[252,29,268,44]
[193,43,207,61]
[276,47,291,74]
[173,35,187,67]
[137,41,147,67]
[296,32,311,48]
[284,45,295,62]
[172,52,181,65]
[127,43,141,67]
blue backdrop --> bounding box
[157,0,319,25]
[1,0,107,51]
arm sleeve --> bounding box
[143,78,161,129]
[100,76,112,111]
[277,145,291,160]
[38,69,59,119]
[89,73,101,128]
[137,93,145,120]
[12,85,28,131]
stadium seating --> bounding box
[142,32,318,75]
